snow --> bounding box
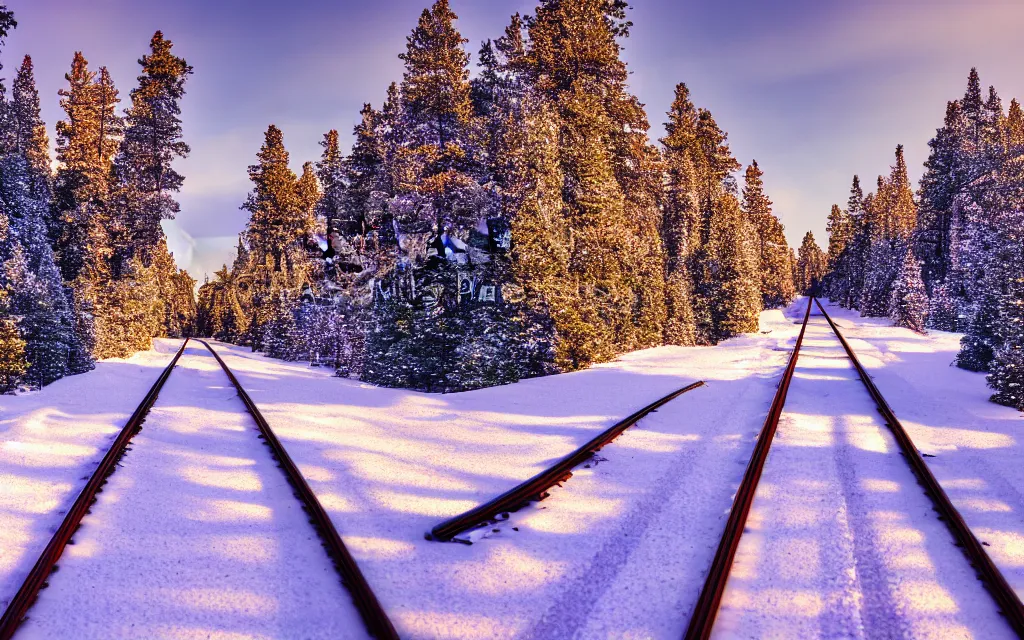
[713,301,1014,639]
[3,299,1024,638]
[169,306,801,638]
[1,339,184,610]
[13,341,365,639]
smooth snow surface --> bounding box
[2,299,1024,639]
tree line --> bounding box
[198,0,815,393]
[0,5,196,393]
[821,68,1024,410]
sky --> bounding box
[5,0,1024,281]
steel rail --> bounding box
[684,296,814,640]
[195,340,399,640]
[428,380,707,543]
[814,298,1024,636]
[0,338,191,640]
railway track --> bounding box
[428,380,707,543]
[0,339,397,640]
[684,298,1024,639]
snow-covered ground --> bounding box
[714,302,1015,640]
[2,298,1023,639]
[14,342,365,639]
[1,339,184,610]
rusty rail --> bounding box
[429,380,706,543]
[684,296,813,640]
[196,340,399,640]
[0,338,190,640]
[814,298,1024,636]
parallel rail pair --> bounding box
[0,339,397,640]
[683,298,1024,639]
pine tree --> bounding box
[889,245,928,332]
[0,155,84,383]
[743,160,794,309]
[708,194,762,336]
[108,31,192,272]
[988,254,1024,409]
[659,84,699,345]
[11,56,50,199]
[316,129,345,235]
[524,0,670,355]
[243,125,305,272]
[796,231,826,294]
[0,209,26,392]
[52,54,122,284]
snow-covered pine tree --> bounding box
[52,54,122,285]
[858,147,917,317]
[659,84,699,345]
[889,245,928,332]
[316,129,345,237]
[709,194,762,337]
[244,126,306,274]
[0,207,26,393]
[0,154,86,384]
[796,231,826,294]
[687,106,758,341]
[0,294,26,392]
[988,251,1024,410]
[927,281,958,331]
[743,160,794,309]
[830,176,869,308]
[525,0,669,357]
[822,203,851,298]
[108,32,191,272]
[11,56,50,200]
[262,292,303,362]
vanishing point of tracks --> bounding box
[3,298,1022,639]
[0,339,398,640]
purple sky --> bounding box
[5,0,1023,281]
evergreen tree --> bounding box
[659,84,699,345]
[796,231,826,294]
[243,125,305,271]
[525,0,669,356]
[988,255,1024,410]
[108,31,192,272]
[0,209,26,392]
[743,160,794,309]
[316,129,345,235]
[708,194,762,336]
[11,56,50,199]
[889,245,928,332]
[52,54,122,284]
[0,154,86,383]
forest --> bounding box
[4,0,1020,411]
[193,0,814,393]
[821,68,1024,410]
[0,7,195,393]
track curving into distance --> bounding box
[812,298,1024,637]
[683,296,814,639]
[196,340,398,640]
